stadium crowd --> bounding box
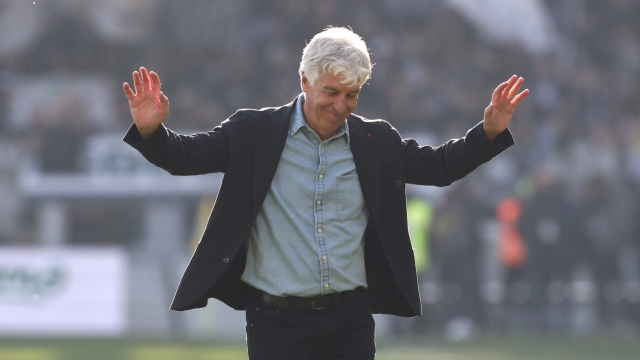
[0,0,639,337]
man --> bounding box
[123,27,528,359]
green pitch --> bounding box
[1,336,639,360]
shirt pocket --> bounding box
[336,174,364,221]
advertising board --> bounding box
[0,247,128,336]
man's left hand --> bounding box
[483,75,529,142]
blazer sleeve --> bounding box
[123,120,231,175]
[402,121,514,186]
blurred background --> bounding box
[1,0,640,358]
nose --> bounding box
[333,97,347,113]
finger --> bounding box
[507,77,525,101]
[492,82,509,103]
[123,82,136,101]
[132,71,143,95]
[501,75,518,99]
[150,71,162,92]
[511,89,530,107]
[140,67,152,91]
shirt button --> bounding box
[319,174,324,179]
[322,255,327,260]
[317,200,322,205]
[321,148,325,153]
[223,257,229,263]
[318,228,323,233]
[324,283,329,288]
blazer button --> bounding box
[223,257,230,263]
[246,223,251,229]
[396,179,403,186]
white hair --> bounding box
[299,27,372,88]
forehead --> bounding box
[315,73,360,93]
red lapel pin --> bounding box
[367,133,372,138]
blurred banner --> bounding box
[0,247,128,337]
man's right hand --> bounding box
[123,67,169,139]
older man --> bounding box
[123,27,528,359]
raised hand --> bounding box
[123,67,169,139]
[483,75,529,142]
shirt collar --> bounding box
[290,93,350,144]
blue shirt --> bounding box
[241,95,369,297]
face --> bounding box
[301,72,360,141]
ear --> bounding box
[300,73,309,92]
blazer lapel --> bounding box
[252,99,296,218]
[348,116,381,223]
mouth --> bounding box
[325,109,344,120]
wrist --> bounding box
[137,124,159,140]
[482,124,500,143]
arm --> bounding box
[123,122,230,175]
[404,76,528,185]
[122,67,230,175]
[403,122,513,186]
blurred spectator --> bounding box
[519,167,580,332]
[428,181,488,333]
[580,175,635,330]
[26,96,91,173]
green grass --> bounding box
[1,336,639,360]
[376,336,640,360]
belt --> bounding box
[250,287,365,310]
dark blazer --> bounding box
[124,95,513,317]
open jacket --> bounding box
[124,95,514,317]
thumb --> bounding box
[484,104,494,117]
[160,91,169,105]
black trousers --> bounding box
[245,292,376,360]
